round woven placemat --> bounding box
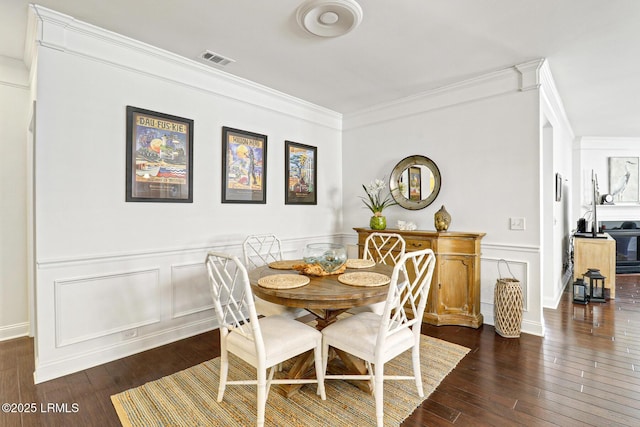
[338,272,390,287]
[345,258,376,269]
[268,259,304,270]
[258,274,310,289]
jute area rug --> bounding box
[111,335,469,427]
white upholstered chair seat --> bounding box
[321,312,414,362]
[254,298,309,319]
[227,315,323,367]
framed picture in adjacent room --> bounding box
[125,106,193,202]
[408,166,422,201]
[609,157,639,203]
[222,127,267,203]
[285,141,317,205]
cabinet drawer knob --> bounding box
[412,242,422,247]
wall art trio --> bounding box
[125,106,317,204]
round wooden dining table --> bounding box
[248,262,394,397]
[248,262,393,329]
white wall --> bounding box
[0,56,30,340]
[576,137,640,223]
[540,62,575,309]
[29,6,343,382]
[341,63,547,336]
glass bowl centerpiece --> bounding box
[302,243,348,274]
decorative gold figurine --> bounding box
[434,205,451,232]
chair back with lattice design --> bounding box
[363,232,406,266]
[243,234,283,269]
[205,252,264,352]
[378,248,436,346]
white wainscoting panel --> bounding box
[480,243,543,337]
[171,262,213,318]
[55,268,161,347]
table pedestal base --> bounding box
[279,348,373,397]
[279,308,373,397]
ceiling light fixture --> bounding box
[296,0,363,38]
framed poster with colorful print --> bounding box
[126,106,193,202]
[285,141,317,205]
[222,127,267,203]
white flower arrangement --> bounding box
[361,178,398,215]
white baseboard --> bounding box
[0,322,29,341]
[483,312,544,337]
[33,318,217,384]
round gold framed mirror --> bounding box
[389,155,441,210]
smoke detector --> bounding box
[296,0,363,38]
[199,50,235,66]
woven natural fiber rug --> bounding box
[111,335,468,427]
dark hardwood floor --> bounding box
[2,276,640,426]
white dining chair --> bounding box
[242,234,309,319]
[349,232,406,315]
[205,251,326,427]
[321,248,436,427]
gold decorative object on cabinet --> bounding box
[354,227,485,328]
[434,205,451,231]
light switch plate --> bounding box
[510,217,525,230]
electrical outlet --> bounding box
[510,217,525,230]
[122,328,138,339]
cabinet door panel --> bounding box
[436,256,473,314]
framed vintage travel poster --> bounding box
[222,127,267,203]
[125,106,193,202]
[409,166,421,201]
[285,141,317,205]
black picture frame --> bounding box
[555,173,562,202]
[126,106,193,202]
[221,127,267,203]
[285,141,317,205]
[408,166,422,201]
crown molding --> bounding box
[578,136,640,150]
[539,59,574,139]
[515,59,543,92]
[343,62,531,130]
[0,55,29,88]
[27,5,342,130]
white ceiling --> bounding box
[2,0,640,137]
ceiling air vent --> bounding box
[199,50,235,66]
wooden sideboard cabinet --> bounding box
[354,228,485,328]
[573,234,616,299]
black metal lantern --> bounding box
[584,268,606,303]
[572,278,589,304]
